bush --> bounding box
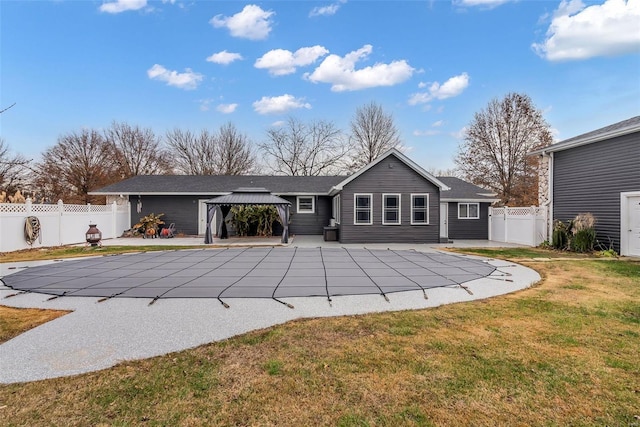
[569,213,596,253]
[228,205,281,237]
[551,220,569,250]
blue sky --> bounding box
[1,0,639,171]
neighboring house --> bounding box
[532,116,640,256]
[91,149,498,243]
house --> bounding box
[91,149,498,244]
[532,116,640,256]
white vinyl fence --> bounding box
[0,199,131,253]
[489,206,548,247]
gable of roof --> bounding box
[329,148,450,194]
[437,176,499,202]
[531,115,640,155]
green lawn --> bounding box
[0,248,638,426]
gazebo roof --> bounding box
[204,188,291,206]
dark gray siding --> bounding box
[447,202,490,239]
[553,132,640,252]
[281,196,332,235]
[130,195,204,235]
[338,155,440,243]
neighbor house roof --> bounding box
[437,177,499,202]
[531,115,640,155]
[91,175,346,196]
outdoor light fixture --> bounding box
[86,223,102,246]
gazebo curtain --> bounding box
[204,203,289,244]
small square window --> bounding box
[458,203,479,219]
[297,196,315,214]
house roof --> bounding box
[437,177,499,202]
[91,175,346,196]
[531,115,640,155]
[329,148,450,194]
[204,188,291,206]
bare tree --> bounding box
[348,102,402,171]
[213,122,257,175]
[259,117,350,176]
[105,121,172,177]
[427,166,463,178]
[455,93,553,206]
[33,129,118,204]
[165,128,218,175]
[0,138,30,194]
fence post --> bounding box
[111,201,118,239]
[58,200,64,245]
[26,197,32,215]
[531,206,537,246]
[503,207,508,243]
[488,207,493,241]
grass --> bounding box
[0,248,639,426]
[0,306,68,344]
[0,245,207,263]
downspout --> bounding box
[542,151,554,239]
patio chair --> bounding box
[160,223,176,238]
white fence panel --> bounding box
[489,206,548,247]
[0,200,130,253]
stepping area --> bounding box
[1,247,497,303]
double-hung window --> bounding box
[332,195,341,224]
[411,194,429,225]
[458,202,479,219]
[382,194,401,225]
[354,194,372,225]
[297,196,315,214]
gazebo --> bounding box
[204,188,291,244]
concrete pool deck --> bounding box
[0,239,539,384]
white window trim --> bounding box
[354,193,373,225]
[382,193,401,225]
[332,194,341,224]
[411,193,430,225]
[458,202,480,219]
[296,196,315,214]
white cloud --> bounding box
[210,5,275,40]
[533,0,640,61]
[206,50,243,65]
[408,72,470,105]
[432,120,445,127]
[216,103,238,114]
[271,120,286,127]
[309,1,344,17]
[451,127,468,140]
[305,45,414,92]
[255,46,329,76]
[147,64,203,90]
[252,94,311,115]
[198,99,213,111]
[99,0,147,13]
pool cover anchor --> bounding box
[459,285,474,295]
[46,291,67,301]
[273,297,294,309]
[3,290,28,299]
[148,296,161,306]
[97,292,125,303]
[217,297,230,309]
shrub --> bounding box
[228,205,282,237]
[551,220,569,250]
[569,213,596,253]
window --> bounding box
[332,195,341,224]
[458,202,479,219]
[411,194,429,225]
[297,196,315,214]
[382,194,401,225]
[354,194,372,225]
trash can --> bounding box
[323,226,339,242]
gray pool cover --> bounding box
[1,247,496,305]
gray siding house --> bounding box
[533,116,640,256]
[92,149,497,244]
